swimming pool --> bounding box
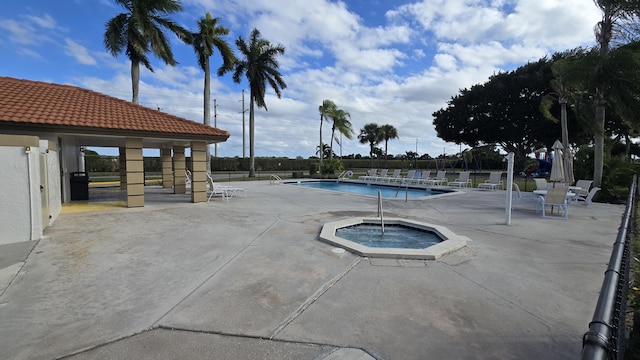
[286,180,453,199]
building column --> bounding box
[173,146,186,194]
[190,141,207,203]
[125,138,144,208]
[161,148,172,188]
[119,147,127,190]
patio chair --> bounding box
[384,169,402,183]
[416,170,432,185]
[574,179,593,197]
[423,170,447,186]
[206,173,245,202]
[448,171,472,188]
[359,169,377,181]
[477,172,503,191]
[511,183,540,209]
[373,169,389,182]
[185,170,192,185]
[401,169,416,183]
[574,187,600,219]
[540,187,569,220]
[534,178,548,191]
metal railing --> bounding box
[269,174,283,185]
[377,190,385,235]
[582,175,638,359]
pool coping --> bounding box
[283,179,461,200]
[319,217,470,260]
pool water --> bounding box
[336,223,442,249]
[289,180,448,199]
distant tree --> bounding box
[318,100,337,169]
[380,124,399,168]
[328,107,354,159]
[186,12,235,172]
[104,0,188,104]
[232,28,286,177]
[358,123,383,168]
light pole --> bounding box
[240,89,248,158]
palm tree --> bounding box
[328,107,353,159]
[380,124,399,168]
[589,0,640,186]
[540,75,574,183]
[232,28,286,177]
[358,123,383,168]
[186,12,236,173]
[318,100,337,169]
[104,0,188,104]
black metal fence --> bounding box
[582,174,638,359]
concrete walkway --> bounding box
[0,180,625,360]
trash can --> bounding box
[292,171,303,179]
[70,172,89,200]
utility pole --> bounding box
[214,98,218,157]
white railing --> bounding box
[270,174,283,185]
[338,170,353,180]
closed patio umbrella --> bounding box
[550,140,565,184]
[564,148,575,185]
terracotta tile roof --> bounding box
[0,76,230,140]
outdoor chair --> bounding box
[359,169,377,181]
[540,187,570,220]
[511,183,540,209]
[206,173,245,203]
[373,169,388,182]
[534,178,548,191]
[478,172,503,191]
[574,187,600,219]
[574,180,593,197]
[185,170,192,185]
[448,171,472,188]
[402,170,417,184]
[416,170,432,185]
[423,170,447,186]
[382,169,401,183]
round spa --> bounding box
[319,217,468,260]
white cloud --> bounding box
[64,39,96,65]
[23,14,56,29]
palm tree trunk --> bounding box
[593,94,606,187]
[249,95,256,177]
[329,126,335,160]
[131,62,140,104]
[204,58,211,173]
[319,115,323,171]
[384,140,388,168]
[370,144,374,169]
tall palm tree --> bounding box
[104,0,187,104]
[232,28,286,177]
[186,12,236,173]
[540,75,574,182]
[318,100,337,169]
[590,0,640,186]
[358,123,382,169]
[380,124,399,168]
[328,107,353,159]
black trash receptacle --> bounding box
[70,172,89,200]
[292,171,303,179]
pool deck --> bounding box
[0,180,625,360]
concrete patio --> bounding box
[0,180,625,359]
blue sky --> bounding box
[1,0,602,158]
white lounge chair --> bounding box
[423,170,447,186]
[574,187,600,219]
[185,169,192,185]
[574,179,593,197]
[206,173,245,202]
[373,169,389,182]
[359,169,377,181]
[402,169,417,183]
[384,169,402,183]
[416,170,432,185]
[534,178,548,191]
[448,171,471,188]
[540,187,569,220]
[478,172,503,191]
[512,183,539,208]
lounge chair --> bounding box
[402,169,417,184]
[540,187,569,220]
[185,170,192,185]
[359,169,377,181]
[423,170,447,186]
[574,187,600,219]
[478,172,503,191]
[373,169,389,182]
[448,171,471,188]
[511,183,539,208]
[383,169,402,183]
[206,173,245,202]
[534,178,548,191]
[416,170,432,185]
[574,179,593,197]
